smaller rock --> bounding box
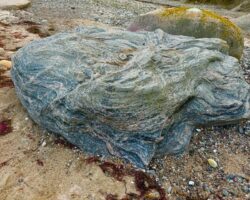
[196,128,201,132]
[202,183,210,192]
[0,0,31,10]
[167,186,172,194]
[128,7,244,59]
[188,181,195,186]
[41,141,47,147]
[144,190,160,199]
[208,158,218,168]
[0,60,12,70]
[222,189,229,197]
[242,185,250,193]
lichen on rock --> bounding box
[11,26,250,168]
[128,7,244,59]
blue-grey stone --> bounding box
[11,27,250,168]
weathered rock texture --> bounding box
[11,27,250,168]
[0,0,30,10]
[128,7,244,59]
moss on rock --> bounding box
[128,7,244,59]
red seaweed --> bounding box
[85,156,101,164]
[84,157,167,200]
[0,119,12,136]
[99,162,125,182]
[0,73,14,88]
[0,160,9,169]
[106,194,119,200]
[54,138,77,149]
[36,159,44,166]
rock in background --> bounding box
[0,0,31,10]
[128,7,244,59]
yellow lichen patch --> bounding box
[202,9,242,40]
[157,7,189,17]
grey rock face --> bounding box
[11,27,250,168]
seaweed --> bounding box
[54,137,77,149]
[0,119,12,136]
[100,162,125,182]
[36,159,44,166]
[84,157,167,200]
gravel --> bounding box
[26,0,158,28]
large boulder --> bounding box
[128,7,244,59]
[11,27,250,168]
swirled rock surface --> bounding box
[11,27,250,168]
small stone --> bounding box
[222,189,229,197]
[242,185,250,193]
[208,158,218,168]
[238,125,244,134]
[188,181,195,186]
[167,186,172,194]
[41,141,46,147]
[199,147,205,152]
[202,183,209,191]
[0,60,12,70]
[144,190,160,199]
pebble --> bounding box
[0,60,12,70]
[188,181,195,186]
[208,158,218,168]
[0,0,31,10]
[202,183,210,192]
[167,186,172,194]
[222,189,229,197]
[242,185,250,193]
[41,141,46,147]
